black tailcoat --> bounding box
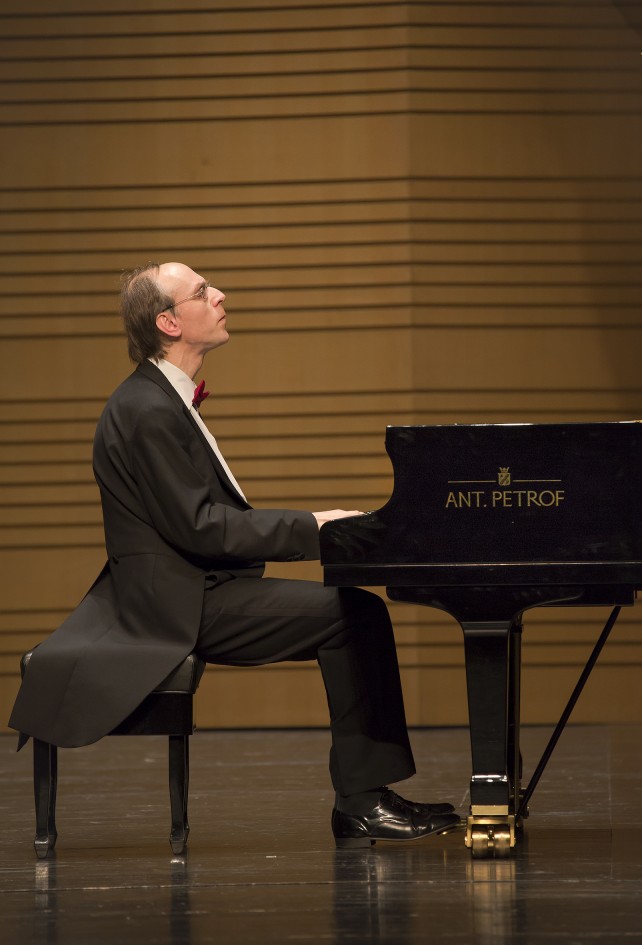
[9,361,319,747]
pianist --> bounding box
[9,261,459,847]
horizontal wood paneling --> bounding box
[1,0,641,731]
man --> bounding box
[10,261,459,847]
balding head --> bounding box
[120,262,175,364]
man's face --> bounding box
[156,262,229,353]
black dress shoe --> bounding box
[384,788,456,816]
[332,790,462,848]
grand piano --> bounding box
[320,422,642,857]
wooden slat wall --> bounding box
[1,1,641,732]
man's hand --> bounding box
[313,509,364,529]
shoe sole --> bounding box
[334,818,464,849]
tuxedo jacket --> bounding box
[9,360,320,747]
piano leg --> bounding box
[386,585,628,858]
[386,585,557,857]
[508,619,525,827]
[462,617,523,858]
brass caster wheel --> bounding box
[470,825,512,859]
[491,827,512,858]
[471,827,492,858]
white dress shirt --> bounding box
[150,358,247,502]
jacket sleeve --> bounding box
[115,398,320,564]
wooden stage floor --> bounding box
[1,725,641,944]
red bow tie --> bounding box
[192,380,210,410]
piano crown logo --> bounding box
[498,467,511,486]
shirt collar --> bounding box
[149,358,199,411]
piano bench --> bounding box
[19,650,206,859]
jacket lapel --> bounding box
[135,361,250,508]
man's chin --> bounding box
[208,329,230,347]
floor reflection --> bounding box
[4,727,641,945]
[28,853,194,945]
[169,854,192,945]
[33,856,58,945]
[332,841,524,945]
[465,858,519,945]
[332,849,411,942]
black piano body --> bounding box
[320,422,642,857]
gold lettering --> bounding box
[445,491,484,509]
[447,488,565,509]
[539,490,556,507]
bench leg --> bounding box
[168,735,190,854]
[33,739,57,858]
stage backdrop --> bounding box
[1,1,641,731]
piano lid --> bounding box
[320,422,642,576]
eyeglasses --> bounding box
[159,281,210,314]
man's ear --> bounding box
[156,310,181,339]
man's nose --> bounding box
[212,288,225,304]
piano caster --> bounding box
[470,826,511,859]
[466,815,516,859]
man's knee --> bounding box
[318,587,401,679]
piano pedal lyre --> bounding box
[466,810,516,859]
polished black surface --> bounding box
[1,726,641,944]
[321,422,642,579]
[331,789,461,847]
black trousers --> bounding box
[196,575,416,795]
